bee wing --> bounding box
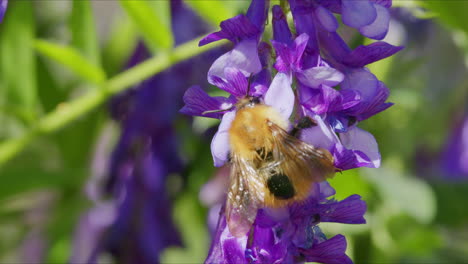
[262,122,336,206]
[226,154,264,237]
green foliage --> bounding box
[329,168,371,201]
[185,0,236,26]
[0,1,467,264]
[119,0,173,51]
[364,168,436,224]
[0,0,37,124]
[70,0,101,65]
[34,40,106,85]
[423,2,468,35]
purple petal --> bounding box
[300,114,338,151]
[210,68,249,97]
[340,126,381,168]
[341,0,377,28]
[299,85,330,114]
[0,0,7,23]
[199,31,230,47]
[180,85,233,118]
[289,1,319,57]
[316,0,341,13]
[343,42,404,68]
[329,89,361,112]
[272,5,293,44]
[272,41,292,73]
[199,15,260,46]
[247,225,288,263]
[264,73,294,120]
[223,237,248,264]
[354,81,392,121]
[341,69,379,102]
[316,28,352,64]
[359,3,391,40]
[224,68,248,96]
[440,113,468,178]
[371,0,392,8]
[211,111,236,167]
[301,235,353,264]
[297,66,344,88]
[319,195,367,224]
[246,0,269,33]
[70,204,116,264]
[317,181,337,199]
[208,40,262,82]
[205,210,247,264]
[315,5,339,32]
[332,143,372,170]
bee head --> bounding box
[236,96,261,109]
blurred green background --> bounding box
[0,1,467,263]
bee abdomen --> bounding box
[266,173,295,200]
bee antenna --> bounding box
[202,106,234,115]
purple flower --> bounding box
[440,112,468,179]
[206,182,366,264]
[268,3,394,170]
[180,0,402,263]
[312,0,392,40]
[182,70,294,167]
[0,0,7,22]
[200,0,269,84]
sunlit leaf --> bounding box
[423,2,468,35]
[161,193,209,263]
[329,169,371,201]
[0,0,37,123]
[0,168,84,201]
[363,168,436,224]
[102,17,138,75]
[119,0,173,51]
[34,40,106,85]
[185,0,234,26]
[70,0,101,65]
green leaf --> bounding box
[161,193,209,263]
[185,0,236,26]
[119,0,173,51]
[0,168,84,201]
[0,0,37,123]
[387,214,443,256]
[329,169,371,201]
[423,2,468,35]
[69,0,101,65]
[34,40,106,85]
[102,18,138,76]
[432,182,468,227]
[363,168,436,224]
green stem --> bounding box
[0,36,227,166]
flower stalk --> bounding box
[0,36,227,167]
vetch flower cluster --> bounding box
[181,0,402,263]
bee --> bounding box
[224,95,337,237]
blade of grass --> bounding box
[0,37,227,167]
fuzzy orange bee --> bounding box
[224,95,337,237]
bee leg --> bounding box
[290,116,317,138]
